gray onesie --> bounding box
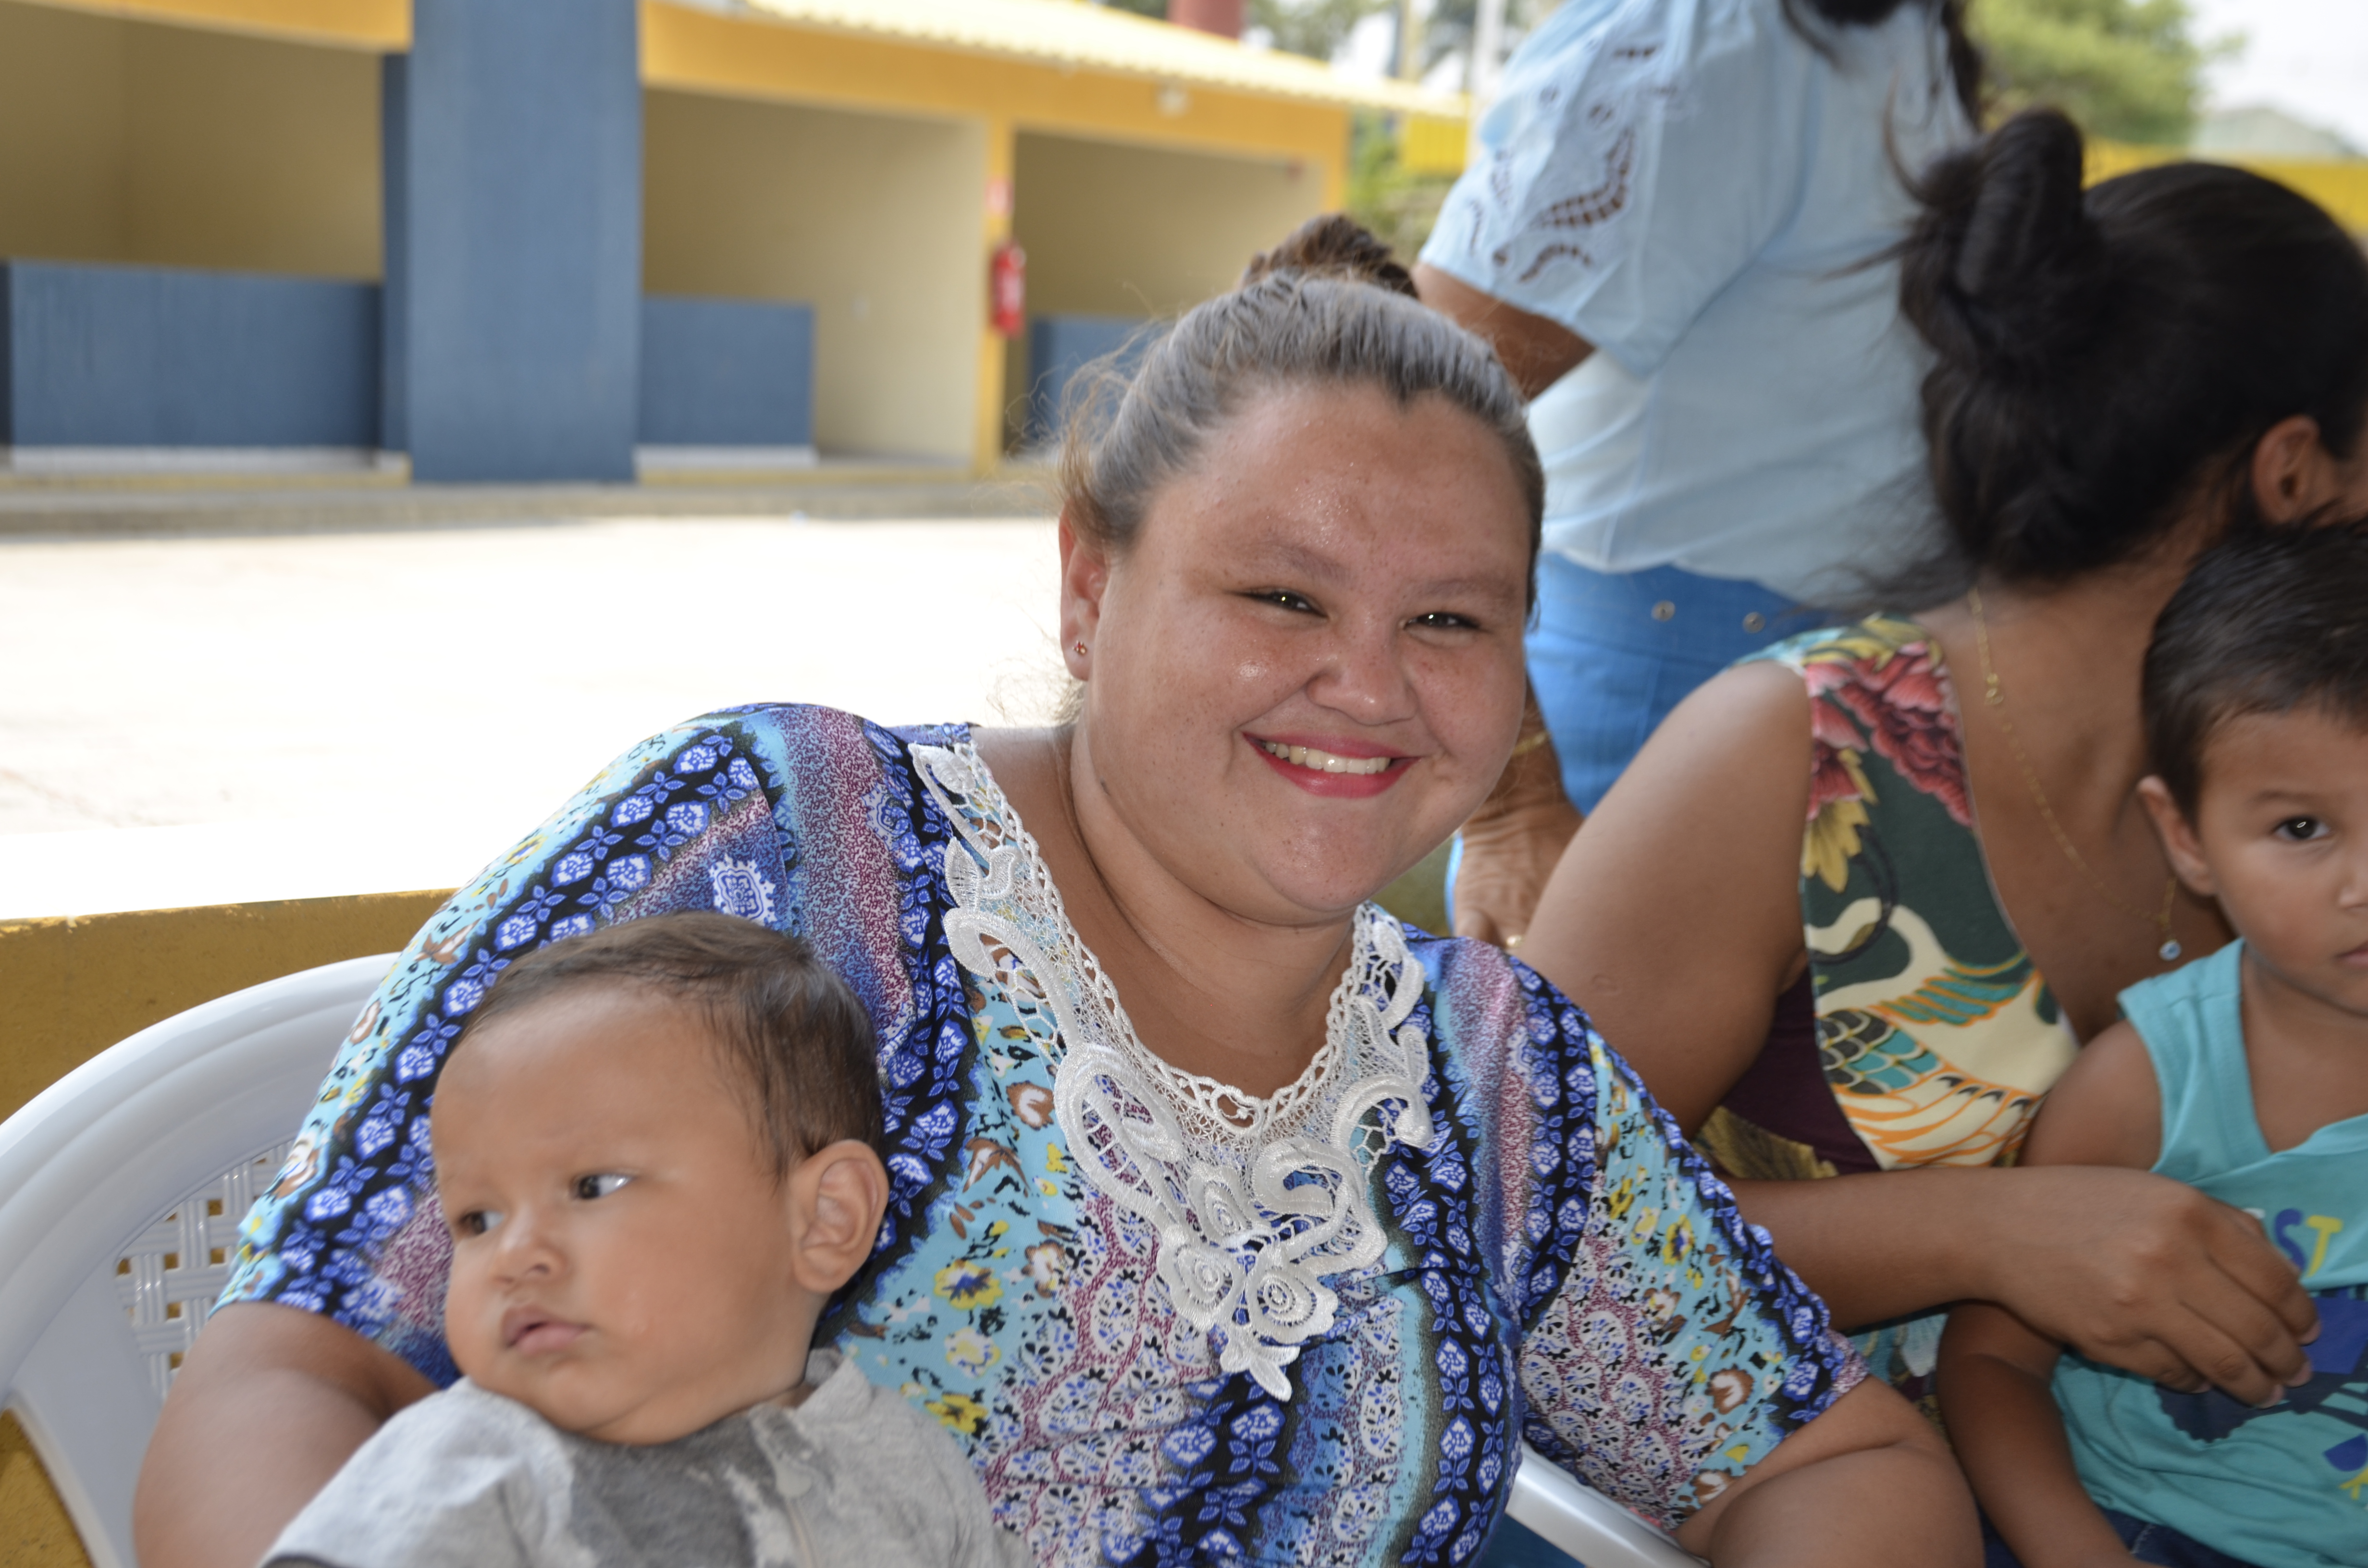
[264,1351,1026,1568]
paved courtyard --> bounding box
[1,513,1062,917]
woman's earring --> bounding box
[1074,641,1087,657]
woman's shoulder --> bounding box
[649,701,969,781]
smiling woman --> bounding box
[136,216,1975,1568]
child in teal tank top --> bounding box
[1939,522,2368,1568]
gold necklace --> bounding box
[1967,588,2183,963]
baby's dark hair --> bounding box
[2144,519,2368,816]
[448,912,882,1179]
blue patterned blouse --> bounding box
[222,705,1863,1565]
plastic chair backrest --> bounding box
[0,955,390,1568]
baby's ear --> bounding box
[2136,776,2215,897]
[788,1141,891,1292]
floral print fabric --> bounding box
[1711,617,2081,1404]
[224,704,1862,1563]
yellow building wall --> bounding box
[641,0,1353,469]
[0,1,134,263]
[1015,131,1323,318]
[644,88,986,462]
[0,0,379,279]
[643,0,1353,195]
[1007,129,1324,449]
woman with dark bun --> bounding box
[1516,110,2368,1424]
[138,217,1974,1568]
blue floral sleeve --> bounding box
[218,704,955,1384]
[1497,965,1866,1531]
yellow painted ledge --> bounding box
[14,0,407,50]
[1,1412,91,1568]
[0,891,451,1128]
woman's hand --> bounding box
[1734,1164,2317,1406]
[1452,686,1582,948]
[1980,1165,2318,1404]
[1449,686,1581,952]
[1454,794,1583,948]
[136,1301,432,1568]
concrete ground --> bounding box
[1,498,1065,918]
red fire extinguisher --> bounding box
[990,240,1027,339]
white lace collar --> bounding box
[912,740,1437,1400]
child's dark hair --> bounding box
[2144,519,2368,816]
[449,912,882,1178]
[1888,109,2368,602]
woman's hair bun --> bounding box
[1887,102,2368,599]
[1900,108,2103,379]
[1241,214,1418,299]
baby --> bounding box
[1940,521,2368,1568]
[266,911,1024,1568]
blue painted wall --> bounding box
[1025,314,1149,445]
[0,261,379,447]
[383,0,641,482]
[639,295,814,447]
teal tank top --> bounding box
[2051,942,2368,1568]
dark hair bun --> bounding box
[1242,214,1418,299]
[1902,108,2102,380]
[1887,107,2368,596]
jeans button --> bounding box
[1650,600,1676,622]
[1742,612,1766,633]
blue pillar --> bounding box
[382,0,641,482]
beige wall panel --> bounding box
[123,21,380,278]
[0,3,377,277]
[1013,132,1321,319]
[0,1,130,263]
[645,89,983,462]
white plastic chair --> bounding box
[1507,1446,1706,1567]
[0,954,390,1568]
[0,950,1695,1568]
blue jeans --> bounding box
[1984,1510,2261,1568]
[1447,558,1829,933]
[1528,556,1824,813]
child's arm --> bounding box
[1942,1304,2131,1567]
[1938,1019,2167,1568]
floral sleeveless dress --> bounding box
[1703,616,2081,1409]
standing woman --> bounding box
[1415,0,1981,944]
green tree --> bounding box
[1247,0,1391,61]
[1343,111,1456,262]
[1969,0,2230,147]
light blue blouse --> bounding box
[1421,0,1972,605]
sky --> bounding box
[2191,0,2368,149]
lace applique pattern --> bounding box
[913,741,1435,1400]
[1460,22,1680,286]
